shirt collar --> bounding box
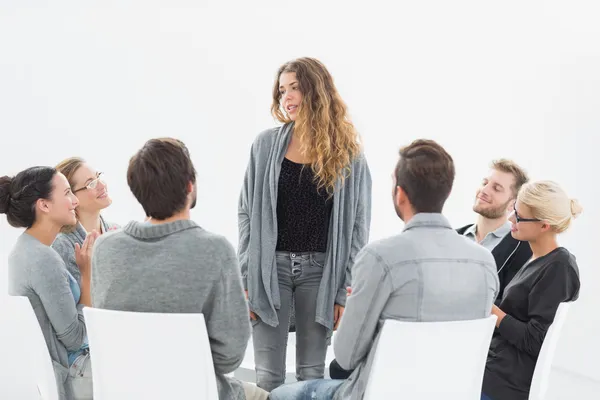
[464,221,511,238]
[402,213,453,232]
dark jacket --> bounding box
[457,224,532,304]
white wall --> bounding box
[1,0,599,392]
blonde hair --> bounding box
[518,180,583,233]
[491,159,529,197]
[271,57,361,195]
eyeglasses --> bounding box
[513,205,541,223]
[73,172,105,193]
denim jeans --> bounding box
[252,251,328,392]
[269,379,344,400]
[481,393,493,400]
[68,349,93,400]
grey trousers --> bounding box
[251,251,328,392]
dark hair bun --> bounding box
[0,176,13,214]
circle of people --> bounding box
[0,57,582,400]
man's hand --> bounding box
[334,304,345,330]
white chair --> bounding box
[363,316,497,400]
[82,307,218,400]
[0,295,59,400]
[529,302,572,400]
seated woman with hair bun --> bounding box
[0,167,98,400]
[482,180,582,400]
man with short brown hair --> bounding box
[269,139,499,400]
[92,138,268,400]
[458,158,532,303]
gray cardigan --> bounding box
[238,122,372,330]
[9,233,88,400]
[52,216,117,285]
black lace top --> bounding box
[276,158,333,252]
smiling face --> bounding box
[473,168,516,219]
[71,164,112,214]
[43,173,79,226]
[278,72,303,121]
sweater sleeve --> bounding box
[498,261,580,357]
[51,235,79,284]
[237,143,256,292]
[336,156,372,306]
[334,247,392,370]
[32,251,87,352]
[205,243,251,374]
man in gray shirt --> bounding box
[270,139,500,400]
[459,159,529,251]
[91,138,268,400]
[457,159,532,303]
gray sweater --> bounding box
[8,233,88,400]
[238,123,372,330]
[52,216,117,285]
[91,220,251,400]
[333,213,500,400]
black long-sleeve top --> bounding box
[482,247,580,400]
[276,157,333,252]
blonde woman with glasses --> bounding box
[482,180,582,400]
[52,158,119,286]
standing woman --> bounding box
[238,57,372,392]
[482,181,582,400]
[52,158,118,285]
[0,167,98,400]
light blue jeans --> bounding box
[252,252,328,392]
[68,349,93,400]
[269,379,344,400]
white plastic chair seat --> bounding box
[83,308,218,400]
[363,316,497,400]
[0,295,59,400]
[529,302,572,400]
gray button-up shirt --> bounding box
[463,222,511,252]
[333,213,499,400]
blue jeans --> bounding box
[252,252,328,392]
[481,393,493,400]
[269,379,344,400]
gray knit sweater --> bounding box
[91,219,251,400]
[8,233,88,400]
[52,215,118,285]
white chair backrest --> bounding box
[83,307,218,400]
[1,295,59,400]
[364,315,497,400]
[529,302,572,400]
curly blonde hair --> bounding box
[271,57,361,195]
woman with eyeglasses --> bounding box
[1,167,98,400]
[481,181,582,400]
[52,158,118,285]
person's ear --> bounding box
[36,198,51,215]
[507,198,516,213]
[396,185,408,206]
